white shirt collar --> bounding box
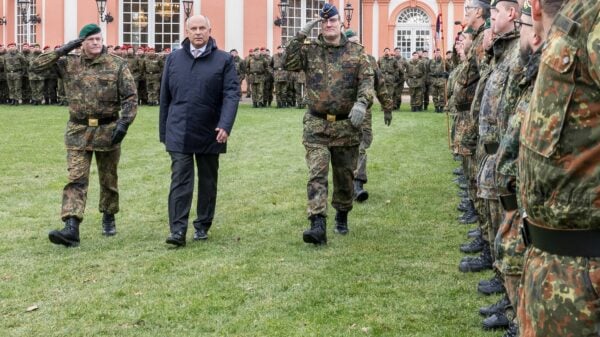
[190,44,207,56]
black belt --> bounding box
[309,109,349,122]
[70,116,117,126]
[484,142,499,155]
[499,194,518,211]
[521,218,600,257]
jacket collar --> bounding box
[181,37,217,58]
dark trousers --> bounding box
[168,152,219,234]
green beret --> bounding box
[79,23,101,39]
[344,29,356,38]
[521,0,532,16]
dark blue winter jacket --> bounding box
[159,37,240,153]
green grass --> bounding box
[0,104,502,336]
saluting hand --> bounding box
[215,128,229,143]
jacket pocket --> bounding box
[521,32,577,158]
[97,74,118,103]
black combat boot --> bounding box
[102,213,117,236]
[334,210,349,235]
[459,242,493,272]
[482,310,511,330]
[48,217,81,247]
[276,101,282,108]
[502,321,518,337]
[303,215,327,245]
[252,102,257,108]
[457,190,469,198]
[478,273,506,295]
[353,180,369,202]
[166,231,186,247]
[459,201,479,224]
[453,167,463,175]
[467,227,481,238]
[479,295,510,317]
[459,235,485,254]
[457,198,471,212]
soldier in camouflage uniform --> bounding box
[393,47,407,110]
[42,46,59,105]
[126,46,142,95]
[378,48,398,111]
[428,49,448,113]
[143,47,163,105]
[244,48,253,98]
[406,51,425,111]
[347,31,394,202]
[420,49,432,110]
[0,45,8,104]
[230,49,245,92]
[135,47,147,105]
[28,44,45,105]
[247,47,269,107]
[21,43,32,104]
[3,42,26,105]
[262,48,274,107]
[32,24,137,247]
[271,45,289,108]
[292,70,306,109]
[517,1,600,336]
[284,4,373,245]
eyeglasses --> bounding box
[513,20,533,30]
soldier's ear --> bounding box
[531,0,543,21]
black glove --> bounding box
[111,120,129,145]
[384,111,392,126]
[56,38,84,57]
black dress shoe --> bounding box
[166,231,186,247]
[193,229,208,241]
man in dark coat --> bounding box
[159,14,240,247]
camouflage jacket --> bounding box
[232,55,245,80]
[378,55,398,86]
[126,55,142,80]
[247,55,269,82]
[284,32,374,115]
[142,56,163,79]
[428,57,447,86]
[496,49,541,198]
[271,53,288,82]
[31,49,138,151]
[395,56,407,81]
[28,51,46,80]
[477,31,521,199]
[368,55,394,113]
[519,2,600,229]
[405,59,425,88]
[3,51,27,77]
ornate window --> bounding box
[16,3,37,46]
[281,0,326,46]
[122,0,182,51]
[395,8,431,59]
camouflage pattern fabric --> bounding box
[0,51,8,102]
[61,149,120,220]
[406,59,425,109]
[394,56,407,109]
[421,57,431,107]
[262,54,274,105]
[517,2,600,336]
[272,52,289,105]
[285,32,373,217]
[292,70,306,107]
[248,55,269,104]
[428,56,447,109]
[378,55,398,106]
[28,51,45,102]
[142,55,163,104]
[3,50,26,100]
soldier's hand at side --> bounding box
[349,101,367,128]
[299,19,322,37]
[111,120,129,145]
[384,110,392,126]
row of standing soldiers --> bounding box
[378,47,455,113]
[0,43,168,106]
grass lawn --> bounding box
[0,103,502,336]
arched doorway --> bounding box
[395,8,432,59]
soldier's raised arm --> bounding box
[284,19,321,71]
[30,39,83,72]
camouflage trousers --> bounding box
[146,79,160,104]
[494,209,526,278]
[482,198,502,251]
[29,79,44,101]
[408,86,423,109]
[44,79,58,102]
[251,81,264,104]
[274,81,288,104]
[21,76,31,101]
[7,77,22,100]
[518,247,600,337]
[423,83,430,107]
[61,149,121,221]
[354,109,373,183]
[0,80,8,102]
[431,81,446,108]
[303,112,360,217]
[394,79,404,108]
